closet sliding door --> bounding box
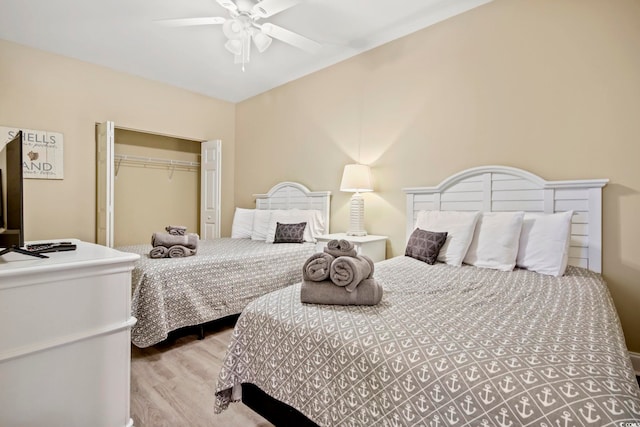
[200,140,221,240]
[96,121,114,247]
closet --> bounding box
[96,122,220,247]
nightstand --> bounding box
[316,233,388,263]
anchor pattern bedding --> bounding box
[215,256,640,426]
[118,238,316,348]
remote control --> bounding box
[26,242,77,253]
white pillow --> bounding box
[463,211,525,271]
[415,211,480,267]
[250,210,272,241]
[297,209,325,240]
[231,208,255,239]
[265,209,324,243]
[516,211,574,277]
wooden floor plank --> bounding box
[130,317,274,427]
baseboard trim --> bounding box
[630,351,640,375]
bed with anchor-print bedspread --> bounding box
[214,255,640,426]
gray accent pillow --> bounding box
[274,222,307,243]
[405,228,448,264]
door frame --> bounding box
[96,122,221,247]
[96,121,115,247]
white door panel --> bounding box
[96,121,114,247]
[200,140,221,240]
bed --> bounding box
[118,181,331,348]
[214,166,640,426]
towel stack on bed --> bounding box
[149,226,199,258]
[301,239,383,305]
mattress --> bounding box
[118,238,316,348]
[215,256,640,426]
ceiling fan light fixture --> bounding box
[231,36,251,72]
[253,31,272,53]
[225,39,243,56]
[161,0,320,72]
[222,18,244,39]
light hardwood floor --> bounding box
[130,317,274,427]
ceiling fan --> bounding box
[159,0,321,71]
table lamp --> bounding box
[340,164,373,236]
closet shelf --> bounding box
[114,154,200,179]
[114,154,200,168]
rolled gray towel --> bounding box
[300,279,383,306]
[330,255,374,292]
[323,239,357,258]
[149,246,169,259]
[151,232,198,249]
[302,252,335,282]
[165,225,187,235]
[167,245,197,258]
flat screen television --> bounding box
[0,131,44,258]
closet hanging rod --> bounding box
[114,154,200,168]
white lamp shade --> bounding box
[253,31,272,53]
[225,39,242,55]
[223,19,244,39]
[340,164,373,193]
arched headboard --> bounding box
[254,182,332,235]
[403,166,608,273]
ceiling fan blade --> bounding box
[252,0,301,18]
[216,0,238,12]
[156,17,226,27]
[260,23,320,53]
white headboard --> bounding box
[254,182,332,234]
[403,166,608,273]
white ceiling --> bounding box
[0,0,492,103]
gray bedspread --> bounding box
[215,256,640,426]
[118,238,316,348]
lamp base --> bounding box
[346,193,367,237]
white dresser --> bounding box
[0,240,139,427]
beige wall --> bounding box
[235,0,640,350]
[0,39,235,243]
